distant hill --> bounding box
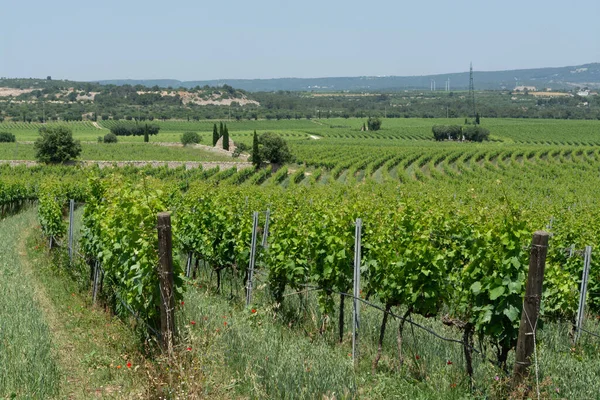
[97,63,600,92]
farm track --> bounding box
[0,210,60,398]
[17,213,85,397]
[11,210,149,398]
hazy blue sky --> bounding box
[1,0,598,81]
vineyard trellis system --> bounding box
[1,159,599,395]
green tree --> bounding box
[181,131,200,146]
[212,124,219,146]
[258,132,292,165]
[475,112,481,125]
[367,117,382,131]
[223,124,229,150]
[432,125,462,141]
[252,130,261,169]
[34,126,82,163]
[103,132,118,143]
[463,126,489,142]
[0,132,16,142]
[67,91,78,102]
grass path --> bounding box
[1,208,150,399]
[0,210,60,398]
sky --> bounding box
[1,0,599,81]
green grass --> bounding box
[0,120,320,143]
[0,142,237,162]
[0,207,153,398]
[80,143,235,162]
[178,286,356,399]
[0,208,60,398]
[22,207,151,398]
[174,264,600,399]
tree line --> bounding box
[432,124,490,142]
[1,83,599,124]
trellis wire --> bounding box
[579,326,600,339]
[279,280,494,361]
[94,262,161,338]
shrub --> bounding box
[34,126,82,163]
[235,142,250,152]
[432,125,462,141]
[367,117,382,131]
[110,123,160,137]
[258,132,292,165]
[103,132,118,143]
[110,124,131,136]
[432,125,489,142]
[181,131,200,146]
[463,126,490,142]
[0,132,16,142]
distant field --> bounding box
[0,118,598,165]
[0,118,598,145]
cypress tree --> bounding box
[252,130,261,169]
[219,121,224,137]
[143,123,149,143]
[223,124,229,151]
[212,124,218,146]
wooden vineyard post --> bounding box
[157,212,175,355]
[574,246,592,344]
[246,212,259,307]
[513,231,549,383]
[352,218,362,365]
[68,199,74,265]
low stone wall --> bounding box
[0,160,252,171]
[0,160,38,167]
